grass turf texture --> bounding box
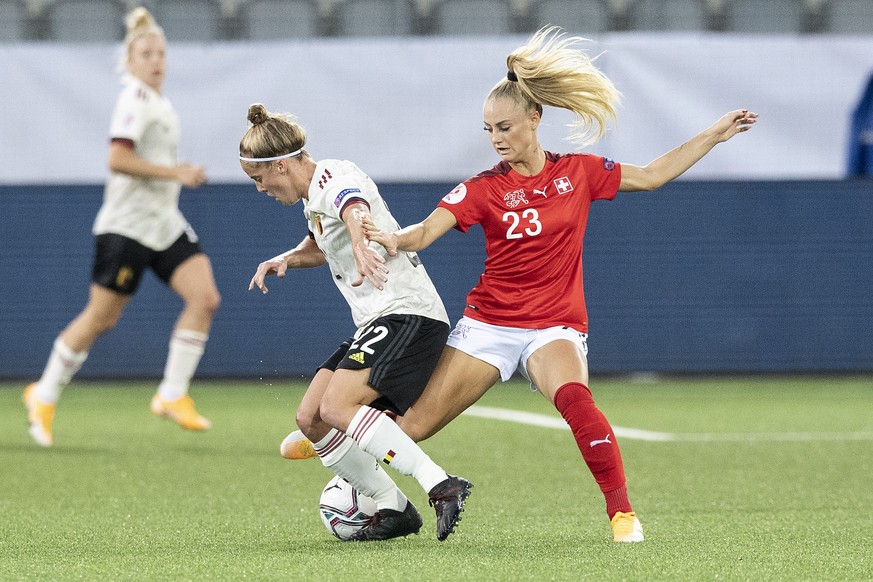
[1,376,872,581]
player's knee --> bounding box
[397,415,433,442]
[317,396,342,432]
[190,289,221,317]
[295,405,322,438]
[85,309,122,336]
[205,289,221,315]
[554,381,594,407]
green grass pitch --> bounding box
[2,376,872,581]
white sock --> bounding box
[347,406,448,494]
[157,329,207,401]
[314,428,407,511]
[36,336,88,403]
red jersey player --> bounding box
[361,26,756,543]
[443,151,619,332]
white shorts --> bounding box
[445,316,589,390]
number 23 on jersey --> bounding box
[503,209,542,239]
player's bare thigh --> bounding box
[525,339,589,403]
[319,368,382,432]
[399,346,499,442]
[296,368,334,441]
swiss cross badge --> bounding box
[553,177,574,195]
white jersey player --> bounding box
[93,73,191,250]
[241,103,472,543]
[23,7,220,447]
[302,158,448,328]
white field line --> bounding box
[462,405,873,443]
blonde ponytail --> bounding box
[495,26,621,147]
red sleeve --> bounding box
[579,154,621,201]
[437,180,481,233]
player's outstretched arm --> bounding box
[364,207,458,254]
[619,109,758,192]
[248,235,325,294]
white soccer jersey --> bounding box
[92,75,191,251]
[303,159,449,329]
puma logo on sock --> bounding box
[590,434,612,448]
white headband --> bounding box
[239,148,303,163]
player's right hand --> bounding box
[362,218,399,257]
[248,258,288,294]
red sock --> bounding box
[554,382,632,518]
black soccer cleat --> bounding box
[428,475,473,541]
[346,500,423,542]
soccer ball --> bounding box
[319,475,377,540]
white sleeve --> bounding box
[108,86,149,143]
[321,175,372,220]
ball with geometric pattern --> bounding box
[318,475,377,540]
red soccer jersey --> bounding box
[437,152,621,332]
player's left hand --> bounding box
[176,162,207,188]
[711,109,758,143]
[351,242,389,290]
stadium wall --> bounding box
[1,180,871,379]
[2,35,873,185]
